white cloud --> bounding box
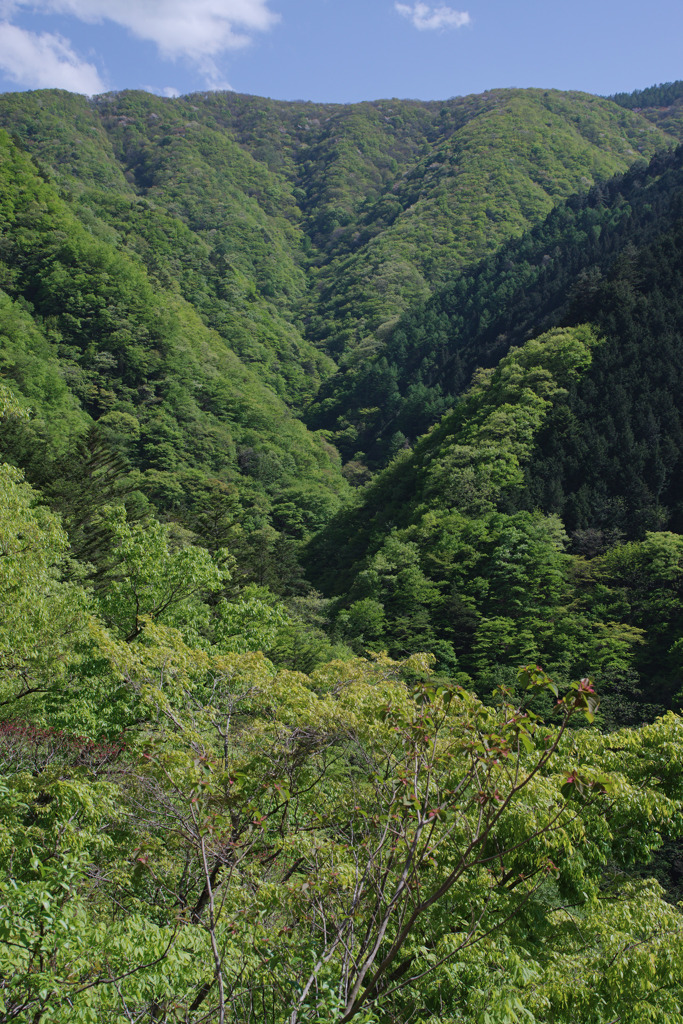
[143,84,182,98]
[0,21,104,92]
[395,2,470,31]
[0,1,278,90]
[15,1,279,60]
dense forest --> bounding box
[3,82,683,1023]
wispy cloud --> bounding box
[194,56,233,92]
[0,21,104,92]
[2,1,278,88]
[144,84,182,98]
[44,0,278,58]
[395,2,470,31]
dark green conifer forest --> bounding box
[4,82,683,1023]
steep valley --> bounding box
[4,81,683,1023]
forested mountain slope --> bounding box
[0,128,348,589]
[164,89,672,358]
[5,82,683,1023]
[299,133,683,722]
[0,84,674,588]
[306,324,683,721]
[308,144,683,467]
[302,89,671,357]
[1,84,683,650]
[0,89,332,408]
[305,140,683,546]
[0,87,672,369]
[610,79,683,141]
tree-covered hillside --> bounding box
[307,144,683,468]
[304,89,671,357]
[4,82,683,1023]
[306,325,683,720]
[305,141,683,545]
[0,89,333,409]
[0,86,672,368]
[305,140,683,717]
[0,128,348,593]
[610,79,683,141]
[0,84,674,587]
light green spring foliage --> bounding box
[0,128,348,566]
[0,290,88,446]
[0,88,331,408]
[0,463,93,719]
[306,323,659,727]
[0,87,673,371]
[301,89,672,356]
[2,86,683,1022]
[0,379,27,420]
[426,324,599,497]
[325,327,634,679]
[1,461,683,1023]
[96,507,232,643]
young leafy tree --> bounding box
[96,507,233,643]
[109,647,683,1024]
[0,461,93,718]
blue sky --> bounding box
[0,0,680,103]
